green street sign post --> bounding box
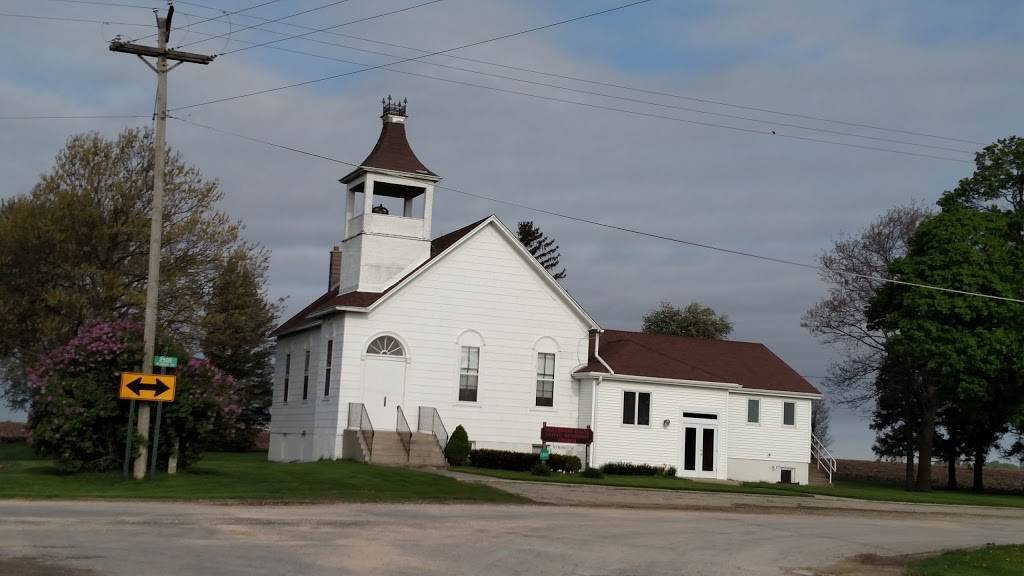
[539,446,550,462]
[153,355,178,369]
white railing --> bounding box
[811,433,836,484]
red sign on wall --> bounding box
[541,424,593,445]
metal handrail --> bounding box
[396,405,412,462]
[811,433,837,484]
[348,402,374,461]
[417,406,449,453]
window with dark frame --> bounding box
[302,350,310,400]
[783,401,795,426]
[459,346,479,402]
[535,352,555,407]
[324,340,333,397]
[747,398,760,423]
[622,391,651,425]
[283,353,291,403]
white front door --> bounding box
[362,357,406,431]
[682,423,717,478]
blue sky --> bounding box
[2,0,1023,459]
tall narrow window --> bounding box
[747,398,760,424]
[324,340,334,397]
[535,352,555,407]
[622,391,636,424]
[622,391,651,425]
[459,346,479,402]
[283,353,291,403]
[783,401,795,426]
[302,350,310,400]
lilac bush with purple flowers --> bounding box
[28,320,241,472]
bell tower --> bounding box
[338,97,441,294]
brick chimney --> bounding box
[328,246,342,291]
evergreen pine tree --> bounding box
[516,221,566,280]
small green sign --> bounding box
[539,447,550,461]
[153,356,178,369]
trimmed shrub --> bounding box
[549,453,582,473]
[470,448,535,471]
[445,425,471,466]
[531,463,552,476]
[469,448,582,473]
[581,467,604,479]
[600,462,662,476]
[664,466,678,477]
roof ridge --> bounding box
[602,328,767,347]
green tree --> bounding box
[0,128,271,414]
[200,246,281,450]
[802,204,930,405]
[868,205,1024,491]
[642,301,733,339]
[517,221,566,280]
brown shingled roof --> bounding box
[578,330,819,395]
[270,217,489,337]
[359,120,436,177]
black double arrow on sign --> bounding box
[125,377,171,397]
[119,372,176,402]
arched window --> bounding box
[366,335,405,356]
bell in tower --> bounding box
[337,97,442,294]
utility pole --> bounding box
[110,2,214,480]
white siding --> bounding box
[268,329,320,461]
[335,223,592,453]
[592,378,731,480]
[726,392,812,484]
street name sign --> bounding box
[153,355,178,369]
[119,372,176,402]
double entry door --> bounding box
[682,417,717,478]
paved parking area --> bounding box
[1,500,1021,576]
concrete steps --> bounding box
[344,429,447,468]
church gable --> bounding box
[369,217,596,331]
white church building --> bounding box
[269,99,830,485]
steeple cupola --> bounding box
[338,98,441,294]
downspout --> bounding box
[591,375,601,469]
[589,329,611,469]
[593,329,614,375]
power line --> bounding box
[174,0,360,50]
[170,115,1023,305]
[0,11,152,27]
[207,0,448,54]
[176,0,985,147]
[45,0,159,9]
[0,114,148,119]
[196,36,971,163]
[187,22,973,155]
[170,0,657,111]
[1,13,973,162]
[129,0,284,43]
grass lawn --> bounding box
[747,479,1024,509]
[906,545,1024,576]
[452,466,808,497]
[0,443,522,503]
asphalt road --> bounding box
[1,500,1022,576]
